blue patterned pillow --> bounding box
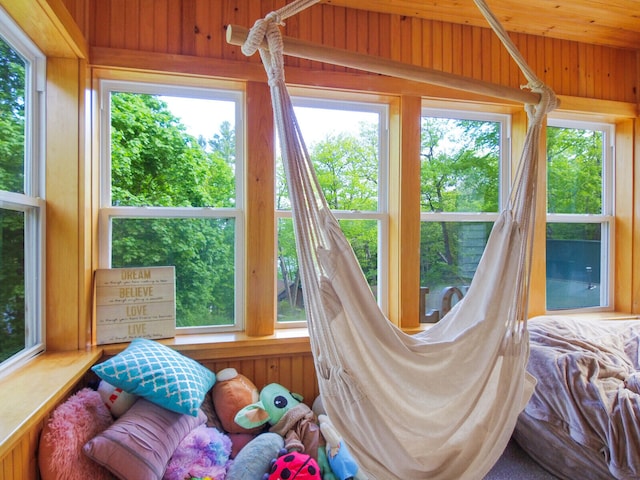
[92,338,216,416]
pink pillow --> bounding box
[83,399,206,480]
[38,388,114,480]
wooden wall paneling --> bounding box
[458,25,474,78]
[154,0,168,53]
[398,16,412,65]
[123,0,140,51]
[634,117,640,313]
[526,110,548,317]
[194,0,210,58]
[137,0,153,51]
[410,17,421,67]
[284,2,301,69]
[91,0,110,47]
[46,58,81,351]
[420,19,433,70]
[441,21,453,74]
[471,26,482,81]
[368,11,380,59]
[78,57,94,350]
[593,44,603,99]
[308,4,323,70]
[167,0,183,54]
[245,81,276,336]
[344,7,358,74]
[378,11,390,61]
[356,8,369,58]
[431,20,442,72]
[568,41,579,97]
[489,30,501,85]
[551,38,562,95]
[451,23,462,77]
[108,0,125,49]
[291,4,310,70]
[585,43,595,98]
[614,119,634,312]
[481,27,492,83]
[322,1,335,71]
[180,0,196,56]
[496,28,510,86]
[388,95,421,329]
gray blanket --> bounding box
[514,316,640,480]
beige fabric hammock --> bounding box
[239,1,557,478]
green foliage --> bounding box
[109,93,237,327]
[0,39,26,362]
[419,117,500,290]
[0,38,25,193]
[546,126,603,242]
[276,123,380,321]
[0,210,25,363]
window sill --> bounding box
[0,347,103,460]
[99,327,315,361]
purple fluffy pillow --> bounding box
[38,388,115,480]
[163,424,232,480]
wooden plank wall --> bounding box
[65,0,636,103]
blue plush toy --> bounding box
[317,415,359,480]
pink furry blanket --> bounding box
[39,388,115,480]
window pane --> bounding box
[546,223,601,310]
[420,221,492,315]
[421,117,500,213]
[0,37,26,193]
[277,217,379,322]
[112,217,235,327]
[547,126,603,214]
[110,92,236,208]
[277,105,379,211]
[0,209,25,362]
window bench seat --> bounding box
[0,348,103,475]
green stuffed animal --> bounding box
[234,383,335,480]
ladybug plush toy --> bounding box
[264,451,321,480]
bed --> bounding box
[513,315,640,480]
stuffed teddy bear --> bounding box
[263,450,321,480]
[212,368,261,434]
[234,383,333,479]
[211,367,264,457]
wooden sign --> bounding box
[95,266,176,345]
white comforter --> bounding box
[514,315,640,480]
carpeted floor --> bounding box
[484,439,560,479]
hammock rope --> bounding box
[240,1,557,478]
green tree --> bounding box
[110,93,236,326]
[277,122,380,318]
[546,126,602,241]
[0,38,26,362]
[419,117,500,291]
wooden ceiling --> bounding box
[323,0,640,50]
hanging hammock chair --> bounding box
[233,1,558,478]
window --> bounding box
[276,97,388,324]
[99,80,244,332]
[0,9,45,368]
[419,109,509,321]
[545,119,613,311]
